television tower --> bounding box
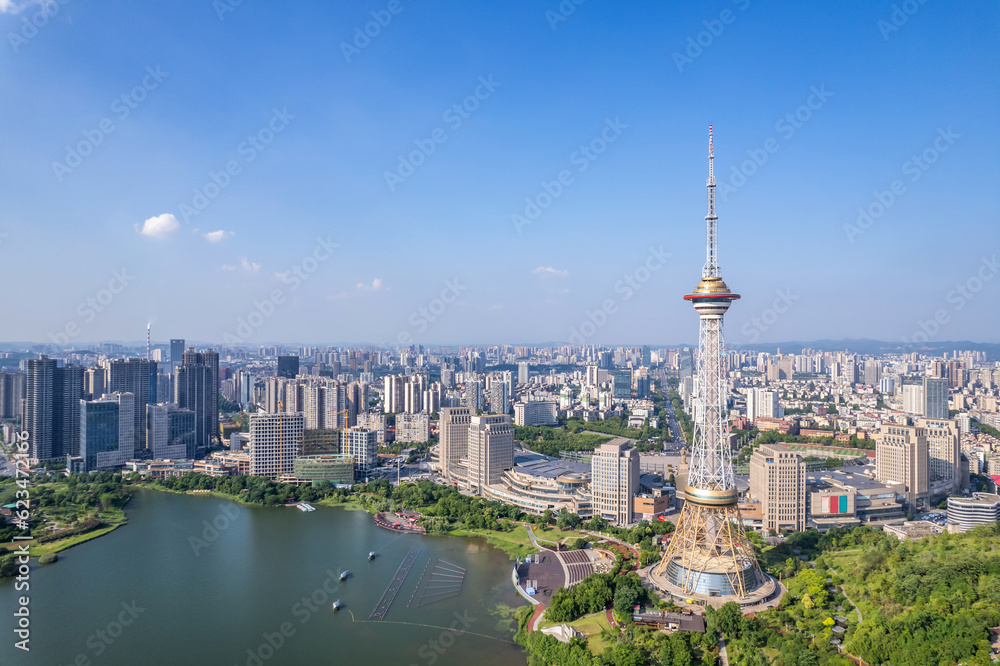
[652,127,767,601]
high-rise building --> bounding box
[749,444,806,532]
[277,355,299,379]
[249,412,304,480]
[24,356,55,461]
[170,339,185,372]
[922,376,949,419]
[746,388,782,421]
[108,358,157,454]
[397,412,430,443]
[902,382,924,415]
[517,361,529,385]
[176,348,219,451]
[467,414,514,495]
[0,370,25,420]
[917,417,960,491]
[653,127,765,601]
[463,380,484,411]
[146,403,196,460]
[339,427,378,479]
[24,357,84,461]
[591,439,639,526]
[54,364,84,457]
[610,368,632,399]
[80,392,134,472]
[876,423,929,508]
[383,375,405,414]
[439,407,471,480]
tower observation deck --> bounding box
[649,127,775,607]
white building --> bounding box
[468,414,515,495]
[249,412,304,480]
[513,400,558,426]
[340,427,378,479]
[747,388,782,421]
[397,412,430,443]
[591,439,639,526]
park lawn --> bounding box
[538,611,612,653]
[29,522,124,556]
[531,525,582,544]
[447,526,536,559]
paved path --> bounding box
[718,636,730,666]
[526,526,571,587]
[828,566,863,624]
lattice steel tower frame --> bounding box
[654,126,763,598]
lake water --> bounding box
[0,490,528,666]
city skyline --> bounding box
[2,2,998,345]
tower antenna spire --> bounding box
[704,124,718,278]
[146,323,151,361]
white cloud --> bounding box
[0,0,47,14]
[330,291,348,300]
[137,213,180,239]
[222,257,259,273]
[204,229,234,242]
[356,278,384,291]
[531,266,568,278]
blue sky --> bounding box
[1,0,997,347]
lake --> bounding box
[0,490,529,666]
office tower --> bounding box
[597,351,613,370]
[641,345,651,367]
[339,427,378,480]
[108,358,157,454]
[170,339,185,372]
[918,417,960,490]
[440,364,455,389]
[876,423,929,508]
[513,400,558,426]
[517,361,529,385]
[467,414,514,495]
[24,356,56,461]
[922,376,949,419]
[249,412,304,480]
[864,360,881,387]
[655,127,764,600]
[237,371,255,410]
[175,363,213,452]
[502,371,514,404]
[346,381,367,426]
[147,403,196,460]
[611,368,632,399]
[591,439,639,526]
[277,355,299,379]
[80,393,133,471]
[440,407,471,481]
[178,349,219,450]
[0,370,25,420]
[749,444,806,532]
[54,364,85,457]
